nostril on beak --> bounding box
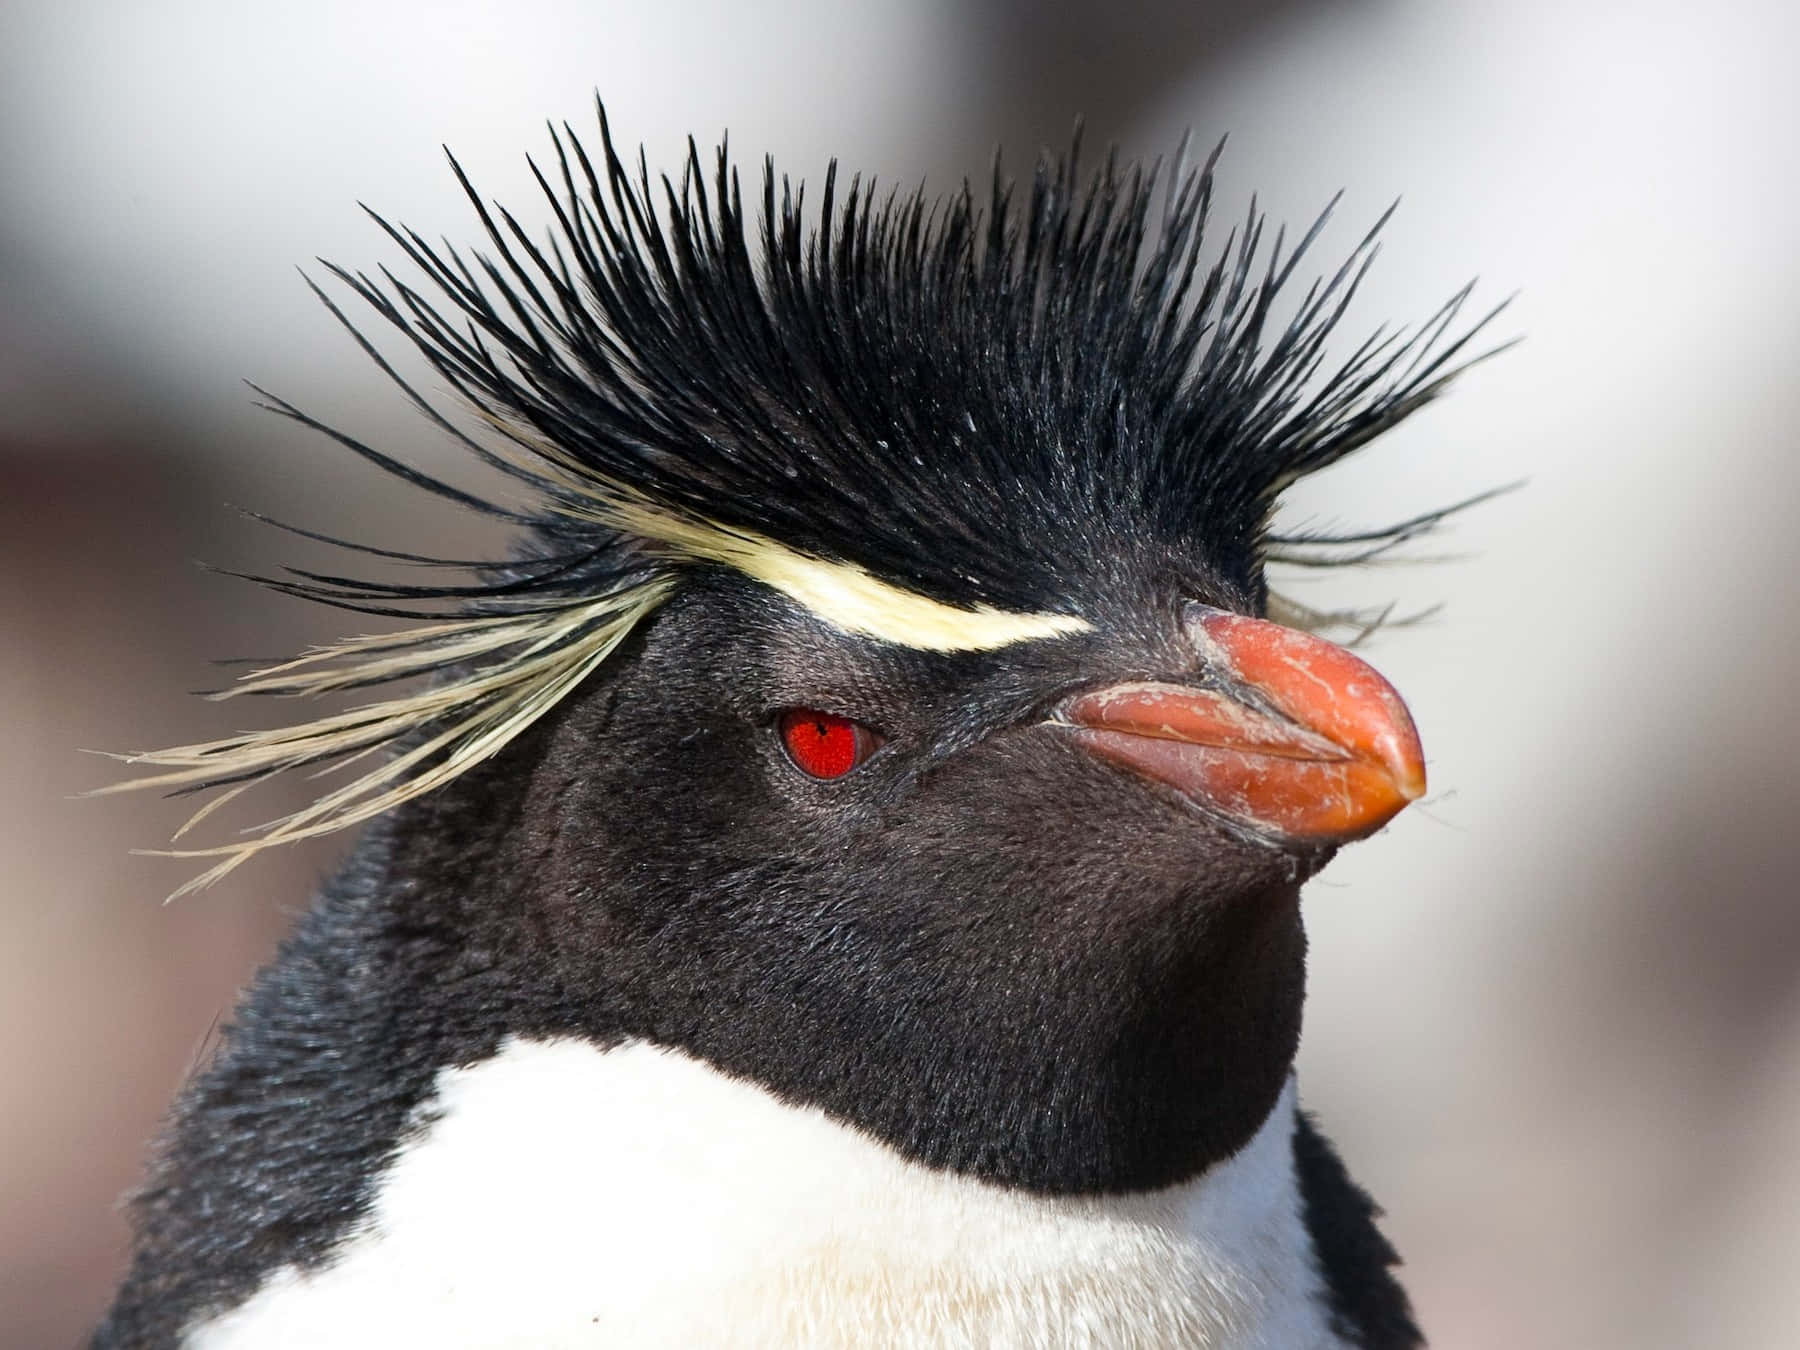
[1180,600,1226,633]
[1180,600,1239,669]
[1181,600,1224,628]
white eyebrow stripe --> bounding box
[609,502,1092,652]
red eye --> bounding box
[777,709,881,780]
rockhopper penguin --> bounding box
[95,106,1502,1347]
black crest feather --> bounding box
[309,103,1503,611]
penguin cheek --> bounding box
[858,733,1228,949]
[993,729,1314,936]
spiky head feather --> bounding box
[99,102,1504,895]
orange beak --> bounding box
[1061,610,1426,844]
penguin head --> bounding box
[111,108,1491,1192]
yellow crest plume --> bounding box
[94,581,672,899]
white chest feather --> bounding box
[186,1039,1340,1349]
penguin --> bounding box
[94,105,1502,1347]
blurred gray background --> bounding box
[4,1,1797,1345]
